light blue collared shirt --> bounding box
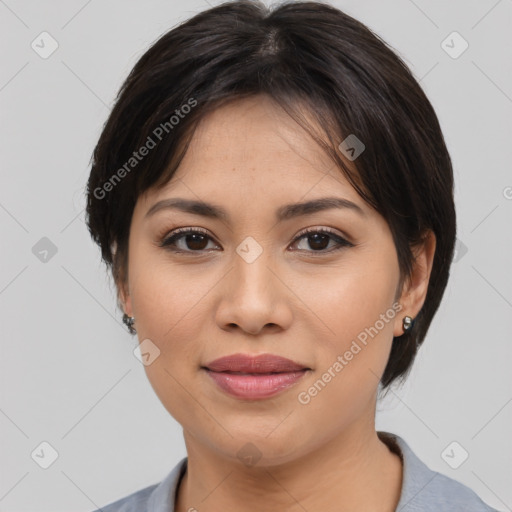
[92,431,500,511]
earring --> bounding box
[402,315,413,333]
[123,313,136,334]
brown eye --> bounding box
[159,226,353,256]
[290,228,353,254]
[160,228,219,253]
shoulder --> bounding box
[417,470,500,512]
[378,431,500,512]
[89,484,157,512]
[89,456,188,512]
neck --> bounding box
[175,425,403,512]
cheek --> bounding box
[296,260,398,412]
[308,260,399,345]
[130,250,215,341]
[130,261,212,425]
[127,253,212,386]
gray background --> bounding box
[1,0,511,510]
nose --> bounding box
[214,247,293,336]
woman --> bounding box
[85,1,499,510]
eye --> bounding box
[290,227,354,254]
[159,226,353,255]
[159,227,219,253]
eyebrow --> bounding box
[145,196,366,222]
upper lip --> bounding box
[203,353,310,373]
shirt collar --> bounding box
[378,431,440,511]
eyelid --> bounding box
[293,225,347,240]
[159,225,349,241]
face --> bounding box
[120,95,418,466]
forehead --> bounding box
[138,95,365,213]
[179,95,334,180]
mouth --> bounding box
[201,353,311,400]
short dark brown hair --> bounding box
[85,0,456,390]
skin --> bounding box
[119,94,436,512]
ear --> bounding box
[118,279,133,317]
[393,230,436,337]
[112,241,133,317]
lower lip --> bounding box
[204,369,308,399]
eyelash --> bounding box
[158,226,354,256]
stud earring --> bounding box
[402,315,413,333]
[122,313,136,334]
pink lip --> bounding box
[202,353,311,400]
[204,353,308,373]
[204,370,308,399]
